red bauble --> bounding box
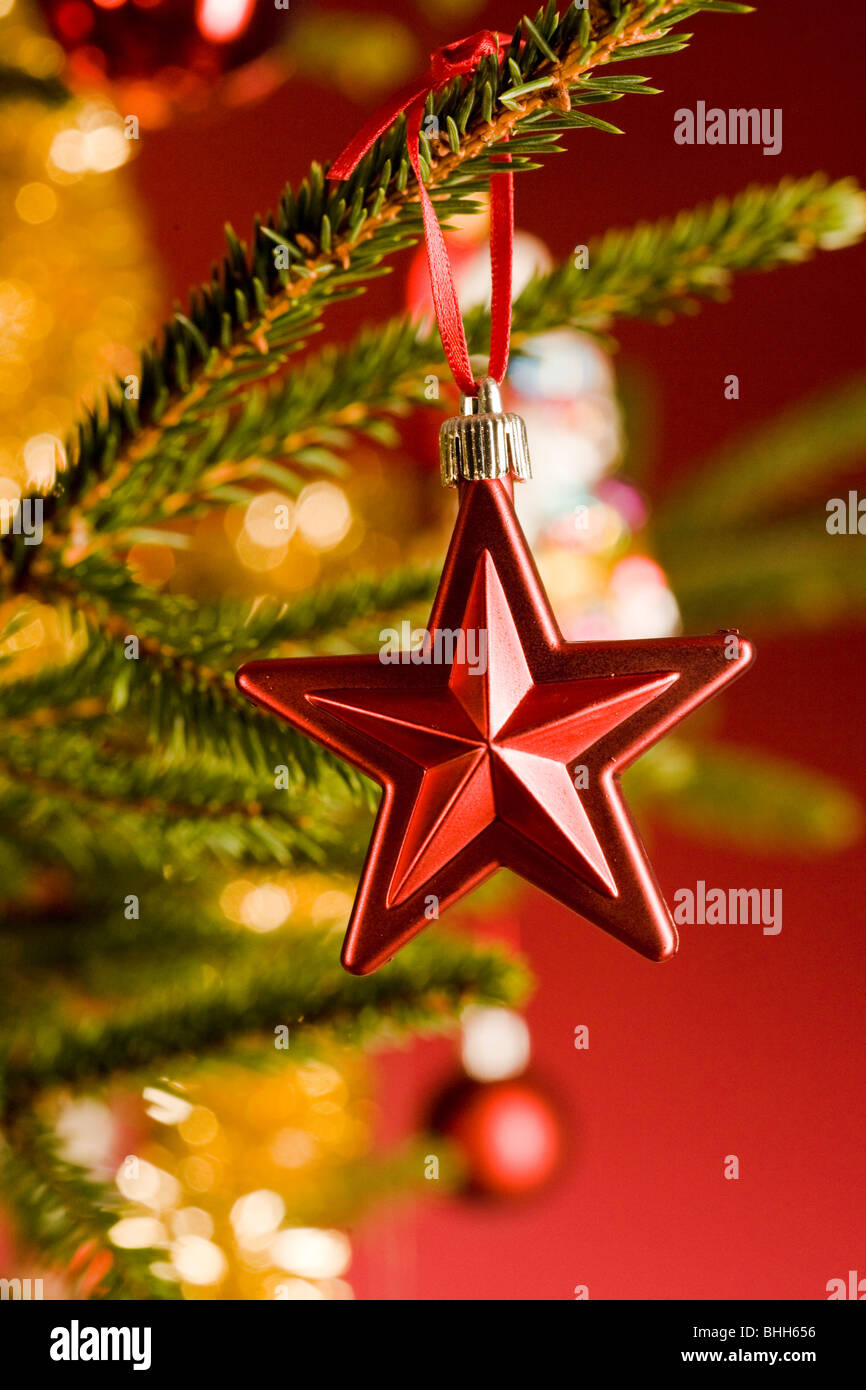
[38,0,290,119]
[431,1077,563,1199]
[237,477,755,975]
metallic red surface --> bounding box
[237,479,754,975]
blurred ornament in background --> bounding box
[36,0,295,123]
[428,1006,564,1200]
[34,0,427,124]
[430,1075,563,1200]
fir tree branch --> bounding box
[0,930,531,1113]
[658,512,866,630]
[13,174,863,567]
[655,372,866,533]
[0,565,440,788]
[39,559,440,658]
[0,64,70,107]
[2,0,751,584]
[0,1116,179,1299]
[0,886,256,973]
[508,173,866,335]
[624,738,862,851]
[0,727,369,878]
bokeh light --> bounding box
[461,1006,531,1082]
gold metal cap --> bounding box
[439,378,532,487]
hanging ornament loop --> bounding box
[328,30,515,398]
[440,378,531,487]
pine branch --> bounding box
[42,558,440,657]
[0,565,440,789]
[0,930,531,1114]
[0,885,256,973]
[625,738,862,851]
[13,175,863,567]
[0,64,70,108]
[0,893,347,1015]
[0,626,344,785]
[0,1116,179,1299]
[658,512,866,630]
[509,173,866,335]
[655,371,866,533]
[2,0,751,586]
[0,726,369,878]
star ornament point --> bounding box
[237,480,754,975]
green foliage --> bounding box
[0,1117,179,1300]
[655,374,866,629]
[626,739,862,851]
[5,177,860,575]
[0,64,70,107]
[0,725,369,879]
[1,0,863,1297]
[656,374,866,531]
[0,928,531,1113]
[2,0,752,584]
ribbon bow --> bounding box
[328,31,514,397]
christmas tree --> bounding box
[1,0,864,1300]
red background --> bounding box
[136,0,866,1298]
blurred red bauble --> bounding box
[431,1077,563,1200]
[38,0,292,122]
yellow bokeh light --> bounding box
[86,125,131,173]
[235,528,288,571]
[273,1277,325,1300]
[170,1207,215,1239]
[230,1190,285,1245]
[48,129,87,176]
[296,481,352,551]
[271,1127,317,1169]
[269,1227,351,1280]
[15,181,57,225]
[16,33,64,78]
[179,1106,220,1147]
[219,878,254,923]
[126,542,176,587]
[311,889,353,925]
[243,490,295,547]
[180,1156,220,1192]
[142,1086,193,1126]
[115,1158,181,1212]
[238,882,294,932]
[171,1235,227,1287]
[109,1216,166,1250]
[22,432,63,490]
[0,475,22,505]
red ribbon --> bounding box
[328,31,514,397]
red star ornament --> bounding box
[237,479,754,975]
